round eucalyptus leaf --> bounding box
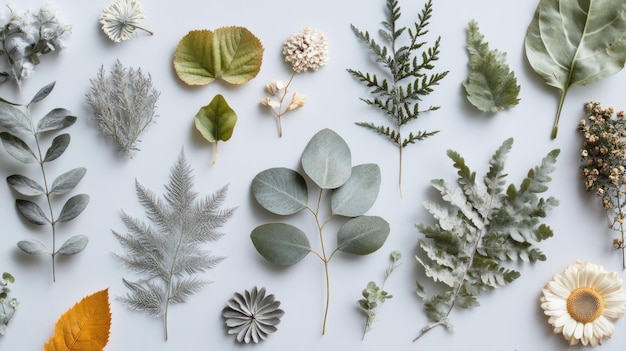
[7,174,44,197]
[251,223,311,266]
[331,163,381,217]
[56,235,89,255]
[301,129,352,189]
[337,216,390,255]
[16,199,49,225]
[252,168,308,215]
[56,194,90,223]
[17,239,49,255]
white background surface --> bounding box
[1,0,625,350]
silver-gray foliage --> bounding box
[413,138,559,341]
[222,286,284,344]
[0,272,18,336]
[113,150,236,341]
[86,59,160,156]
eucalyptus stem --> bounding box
[551,88,568,139]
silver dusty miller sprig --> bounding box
[86,59,160,156]
[0,272,18,336]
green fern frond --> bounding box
[413,139,559,342]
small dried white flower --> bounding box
[283,27,329,73]
[222,286,284,344]
[99,0,153,43]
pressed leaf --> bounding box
[251,223,311,266]
[43,289,111,351]
[16,199,49,225]
[56,235,89,256]
[0,132,37,163]
[525,0,626,138]
[0,103,30,135]
[30,81,55,105]
[43,133,70,163]
[195,94,237,143]
[7,174,44,196]
[50,168,87,196]
[463,19,519,113]
[36,108,76,133]
[17,239,49,255]
[56,194,89,223]
[173,27,264,85]
[252,167,308,215]
[336,216,390,255]
[301,129,352,189]
[331,164,381,217]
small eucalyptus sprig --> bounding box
[86,59,160,156]
[251,128,390,336]
[414,138,559,341]
[578,102,626,269]
[0,82,89,282]
[348,0,448,196]
[357,250,401,339]
[0,272,18,336]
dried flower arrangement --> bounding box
[99,0,153,42]
[222,286,284,344]
[261,27,328,137]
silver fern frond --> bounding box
[113,150,236,341]
[222,287,285,344]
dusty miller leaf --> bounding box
[463,20,520,113]
[413,138,559,341]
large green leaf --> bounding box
[0,103,31,135]
[301,129,352,189]
[463,20,519,113]
[195,94,237,164]
[250,223,311,266]
[7,174,44,197]
[174,27,263,85]
[336,216,389,255]
[36,108,76,134]
[0,132,37,163]
[331,164,381,217]
[525,0,626,138]
[252,167,308,215]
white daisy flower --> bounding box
[99,0,152,43]
[540,260,626,346]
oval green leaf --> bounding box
[331,164,381,217]
[0,132,37,163]
[301,129,352,189]
[7,174,44,197]
[43,133,70,163]
[174,27,264,85]
[0,103,30,135]
[17,239,49,255]
[50,168,87,196]
[525,0,626,138]
[16,199,50,225]
[56,194,90,223]
[252,167,308,215]
[195,94,237,143]
[336,216,390,255]
[56,235,89,255]
[250,223,311,266]
[37,108,76,133]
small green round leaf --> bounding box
[301,129,352,189]
[252,168,308,215]
[194,94,237,143]
[251,223,311,266]
[337,216,390,255]
[331,163,381,217]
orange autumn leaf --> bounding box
[44,289,111,351]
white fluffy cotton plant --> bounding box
[413,138,560,341]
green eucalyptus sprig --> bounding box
[0,272,18,336]
[357,250,401,339]
[250,128,390,336]
[348,0,448,196]
[0,82,89,282]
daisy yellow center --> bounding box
[566,287,605,323]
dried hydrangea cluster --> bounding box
[99,0,153,43]
[541,261,626,346]
[261,27,328,137]
[578,102,626,268]
[0,2,71,83]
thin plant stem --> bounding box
[273,72,296,137]
[551,88,568,139]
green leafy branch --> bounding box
[413,138,559,341]
[0,83,89,282]
[250,129,390,336]
[348,0,448,195]
[0,272,18,335]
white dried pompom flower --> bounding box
[541,260,626,346]
[99,0,153,43]
[283,27,328,73]
[222,286,284,344]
